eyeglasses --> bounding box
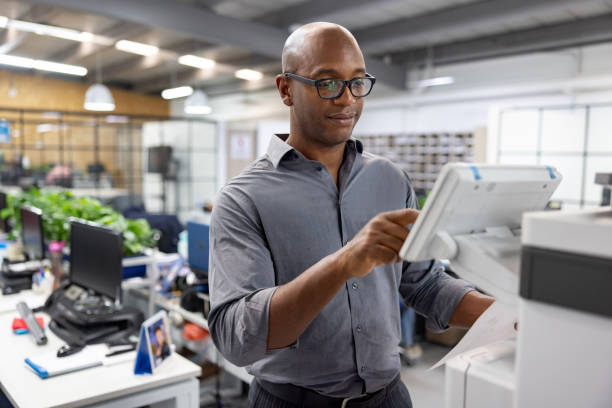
[283,72,376,99]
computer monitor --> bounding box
[147,146,172,174]
[20,206,45,261]
[187,221,209,277]
[69,219,123,302]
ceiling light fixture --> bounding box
[6,19,93,42]
[84,53,115,111]
[115,40,159,56]
[161,86,193,100]
[415,76,455,88]
[0,54,87,76]
[184,90,212,115]
[235,69,263,81]
[34,60,88,76]
[84,84,115,111]
[178,55,215,70]
[0,54,34,69]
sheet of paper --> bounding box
[430,301,517,370]
[0,291,47,313]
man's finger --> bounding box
[379,219,410,242]
[383,208,419,226]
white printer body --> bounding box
[426,166,612,408]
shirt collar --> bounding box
[266,134,363,168]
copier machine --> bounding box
[515,173,612,408]
[401,164,612,408]
[417,167,612,408]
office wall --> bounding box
[142,121,217,220]
[0,70,169,116]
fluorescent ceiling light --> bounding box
[7,19,93,42]
[235,69,263,81]
[0,54,35,69]
[34,60,87,76]
[115,40,159,56]
[0,54,86,76]
[0,16,8,28]
[184,90,212,115]
[178,55,215,70]
[416,76,455,87]
[84,83,115,111]
[161,86,193,100]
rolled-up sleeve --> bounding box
[399,260,474,332]
[208,186,278,367]
[400,174,475,332]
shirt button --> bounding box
[316,166,322,171]
[361,366,366,372]
[356,325,362,332]
[351,282,358,290]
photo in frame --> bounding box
[134,310,173,375]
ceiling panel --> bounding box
[0,0,35,19]
[213,0,304,21]
[3,0,612,96]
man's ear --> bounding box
[276,74,293,106]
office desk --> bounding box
[0,297,201,408]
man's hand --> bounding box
[337,208,419,279]
[267,208,418,349]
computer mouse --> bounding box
[57,343,84,358]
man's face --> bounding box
[288,35,365,148]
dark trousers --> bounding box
[248,378,413,408]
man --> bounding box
[154,325,170,363]
[209,22,495,407]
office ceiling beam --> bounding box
[24,0,408,90]
[354,0,612,54]
[0,4,58,47]
[255,0,376,27]
[387,13,612,68]
[25,0,285,59]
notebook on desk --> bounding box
[25,344,135,379]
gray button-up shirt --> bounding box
[209,134,474,398]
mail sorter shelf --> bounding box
[358,133,474,191]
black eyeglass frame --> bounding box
[283,72,376,99]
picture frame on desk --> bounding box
[134,310,173,374]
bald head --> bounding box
[281,22,364,74]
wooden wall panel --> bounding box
[0,70,169,116]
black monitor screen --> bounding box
[21,207,44,260]
[70,220,123,301]
[147,146,172,174]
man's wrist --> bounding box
[332,245,372,281]
[332,246,358,281]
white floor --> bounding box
[400,343,450,408]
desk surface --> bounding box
[0,290,48,313]
[0,309,200,408]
